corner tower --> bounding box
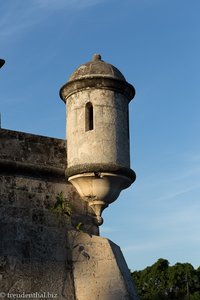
[60,54,136,225]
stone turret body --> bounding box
[0,54,139,299]
[60,54,136,225]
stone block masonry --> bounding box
[0,54,139,299]
[0,128,138,299]
[0,128,139,299]
[0,128,98,299]
[70,232,138,300]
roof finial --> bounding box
[93,54,101,61]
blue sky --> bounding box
[1,0,200,271]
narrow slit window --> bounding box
[85,102,94,131]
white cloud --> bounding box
[34,0,104,10]
[0,3,41,39]
[169,165,200,183]
[157,183,200,202]
[0,0,104,40]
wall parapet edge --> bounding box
[0,158,65,179]
[0,128,66,179]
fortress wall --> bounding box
[0,128,98,298]
[0,128,138,300]
[0,128,66,174]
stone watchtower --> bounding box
[0,54,139,299]
[60,54,136,225]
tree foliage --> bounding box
[132,259,200,300]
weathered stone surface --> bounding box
[0,129,65,166]
[70,232,139,300]
[0,53,139,299]
[0,131,138,299]
[60,54,135,101]
[61,63,136,225]
[0,128,98,298]
[66,89,131,170]
[0,128,66,178]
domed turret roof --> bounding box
[60,54,135,102]
[68,54,126,82]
